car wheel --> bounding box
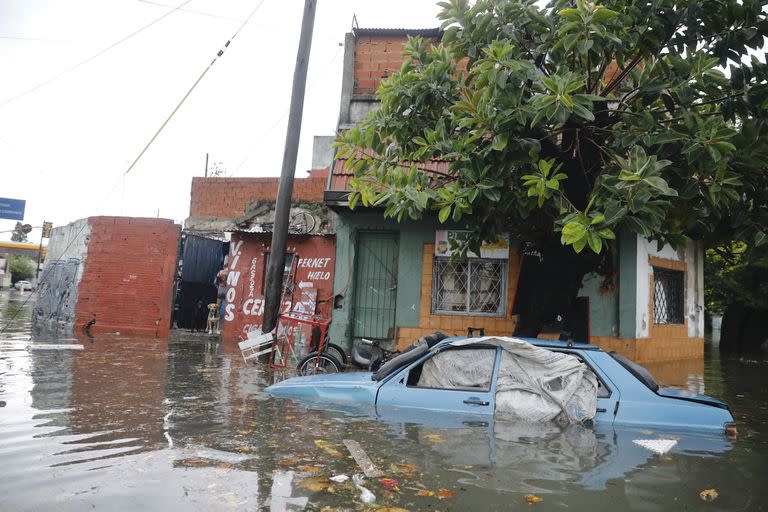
[297,352,342,376]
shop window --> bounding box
[263,252,296,294]
[653,267,684,324]
[431,258,507,316]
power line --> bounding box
[122,0,268,176]
[0,0,195,109]
[1,1,269,335]
[229,43,344,177]
[136,0,240,22]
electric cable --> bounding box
[122,0,268,176]
[0,0,269,335]
[0,0,195,109]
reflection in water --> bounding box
[1,292,767,511]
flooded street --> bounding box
[1,290,767,511]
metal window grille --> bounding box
[432,257,507,316]
[653,267,684,324]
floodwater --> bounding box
[1,290,767,511]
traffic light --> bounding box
[42,222,53,238]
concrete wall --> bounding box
[33,219,92,335]
[635,236,705,339]
[583,233,705,362]
[220,233,336,341]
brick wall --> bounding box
[189,171,328,218]
[74,217,180,337]
[353,35,439,95]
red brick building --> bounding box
[184,142,336,341]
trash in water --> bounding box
[329,475,349,483]
[353,474,376,504]
[699,488,719,502]
[632,439,678,454]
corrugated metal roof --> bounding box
[353,27,442,38]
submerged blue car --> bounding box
[266,336,737,437]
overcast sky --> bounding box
[0,0,440,243]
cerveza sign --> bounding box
[0,198,26,221]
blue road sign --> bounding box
[0,198,26,221]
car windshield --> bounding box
[608,352,660,392]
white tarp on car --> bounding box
[426,337,598,424]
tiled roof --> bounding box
[328,156,450,192]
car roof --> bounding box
[437,336,604,352]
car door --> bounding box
[580,351,620,424]
[376,346,500,416]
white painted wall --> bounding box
[635,235,704,339]
[45,218,91,269]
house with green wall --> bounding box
[321,27,705,363]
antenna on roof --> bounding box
[351,13,359,31]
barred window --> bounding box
[431,257,507,316]
[653,267,684,324]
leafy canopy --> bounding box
[337,0,768,259]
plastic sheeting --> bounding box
[418,348,495,390]
[447,337,597,424]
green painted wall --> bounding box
[580,273,618,337]
[576,231,637,339]
[329,211,447,348]
[617,231,638,339]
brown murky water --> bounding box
[1,290,767,511]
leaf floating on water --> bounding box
[424,434,444,443]
[297,464,322,475]
[397,464,417,472]
[297,478,330,492]
[378,508,410,512]
[284,415,296,421]
[378,477,399,488]
[417,490,435,497]
[524,494,544,504]
[278,457,299,466]
[700,489,719,502]
[314,439,342,457]
[436,489,455,498]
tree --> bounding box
[7,255,34,284]
[11,222,32,243]
[338,0,768,336]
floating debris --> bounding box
[343,439,383,478]
[633,439,678,455]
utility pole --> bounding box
[36,221,52,281]
[262,0,317,333]
[205,152,209,177]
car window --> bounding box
[406,348,496,392]
[549,350,612,398]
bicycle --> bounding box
[296,326,347,375]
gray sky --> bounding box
[0,0,440,242]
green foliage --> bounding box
[7,255,34,284]
[11,222,29,243]
[337,0,768,263]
